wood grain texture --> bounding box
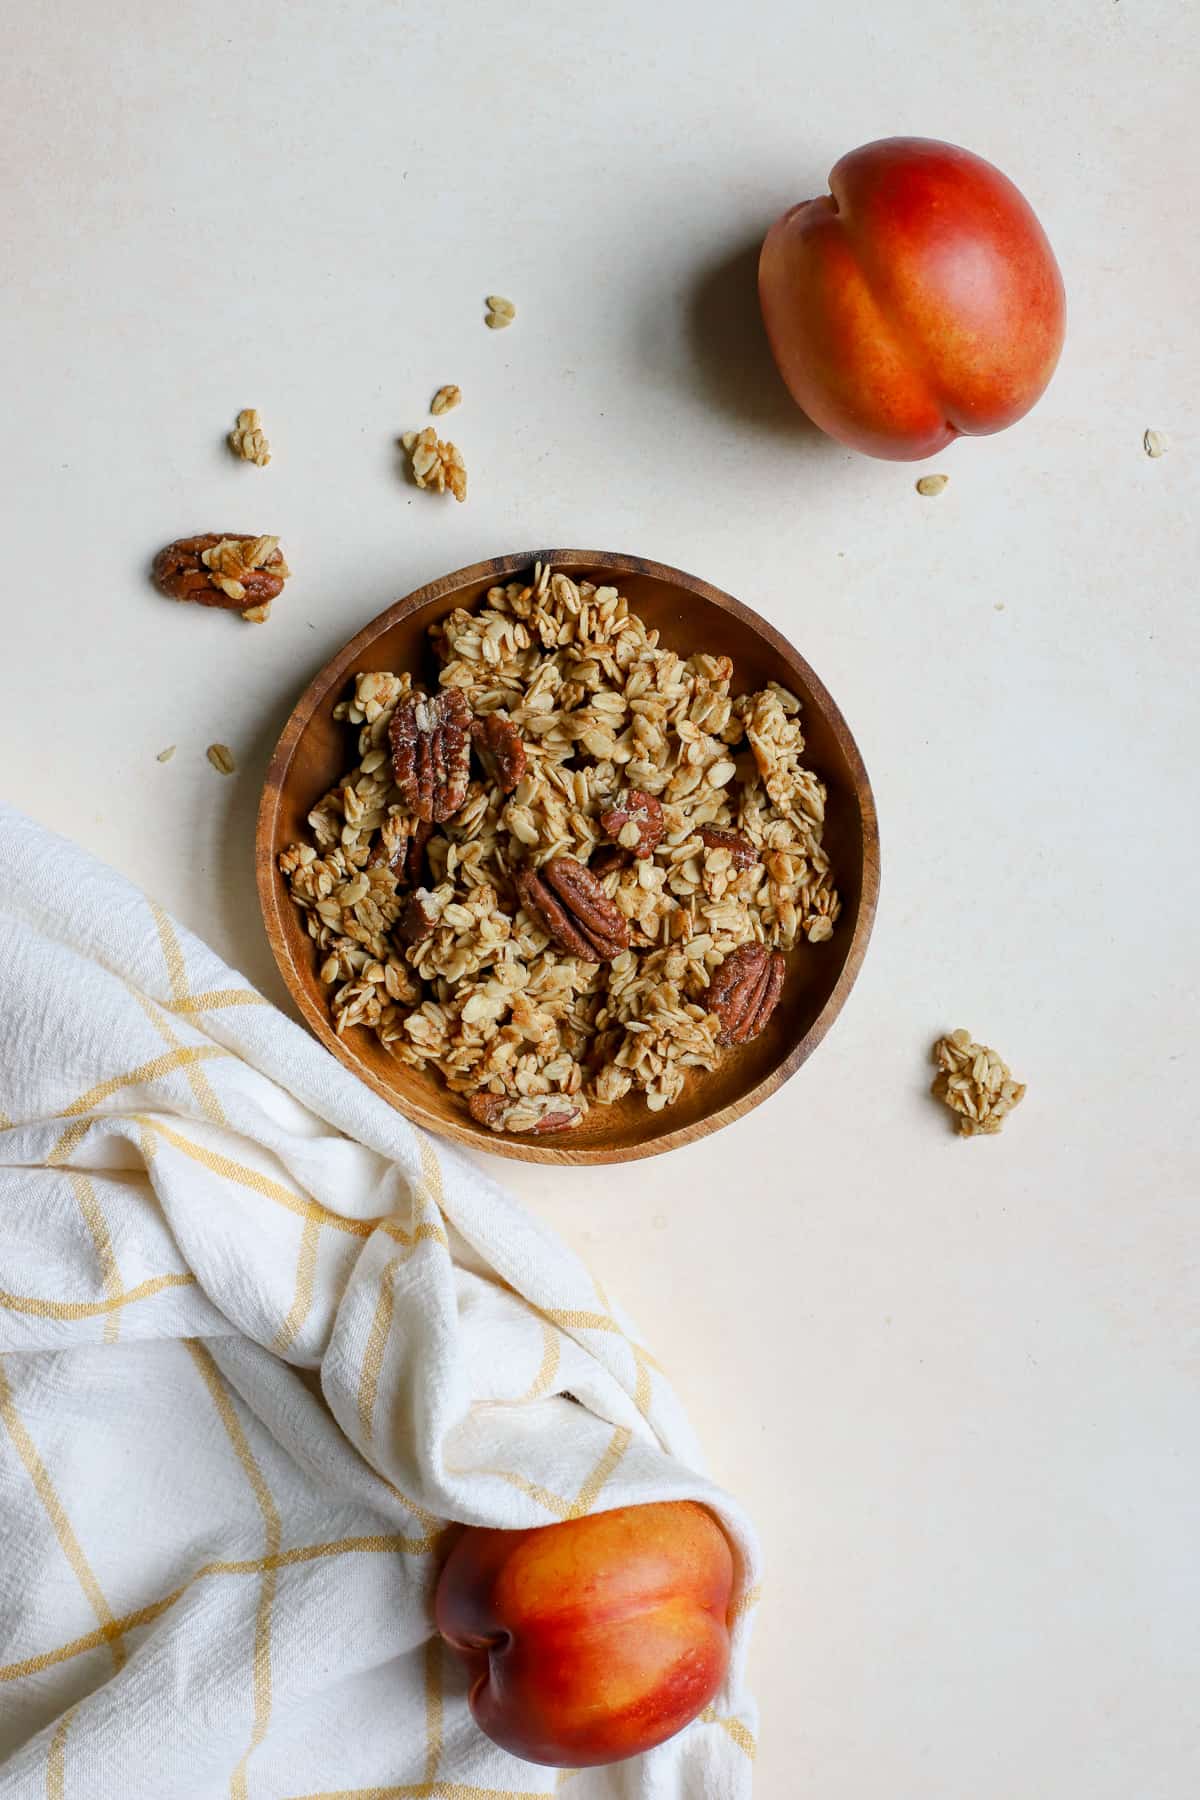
[256,550,880,1164]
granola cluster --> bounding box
[151,533,290,622]
[279,564,840,1135]
[931,1029,1027,1137]
[228,407,271,466]
[402,428,467,502]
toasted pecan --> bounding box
[389,689,472,824]
[516,856,630,963]
[707,943,785,1045]
[599,789,664,859]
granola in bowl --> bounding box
[278,563,840,1138]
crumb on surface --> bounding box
[228,408,271,466]
[206,743,236,776]
[931,1028,1025,1137]
[401,427,466,502]
[484,295,515,330]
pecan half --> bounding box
[588,844,630,881]
[152,534,288,611]
[468,1092,584,1135]
[369,819,432,887]
[471,714,527,795]
[516,856,630,963]
[389,689,472,823]
[707,943,786,1045]
[599,789,664,859]
[698,825,759,870]
[394,889,439,947]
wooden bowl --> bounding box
[257,550,879,1164]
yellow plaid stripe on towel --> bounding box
[0,805,759,1799]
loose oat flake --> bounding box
[1143,429,1169,459]
[228,408,271,467]
[206,743,236,776]
[156,745,176,763]
[430,385,462,416]
[931,1028,1026,1137]
[278,563,841,1135]
[916,474,949,497]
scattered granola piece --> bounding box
[156,745,176,763]
[228,408,271,466]
[484,294,516,330]
[931,1028,1026,1137]
[430,384,462,416]
[1143,429,1169,459]
[152,534,289,615]
[401,426,467,502]
[206,743,236,776]
[915,473,949,497]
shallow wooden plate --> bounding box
[257,550,880,1164]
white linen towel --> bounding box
[0,806,759,1799]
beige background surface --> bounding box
[2,1,1197,1795]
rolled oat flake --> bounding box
[206,743,236,776]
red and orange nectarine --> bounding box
[436,1501,734,1768]
[759,136,1066,460]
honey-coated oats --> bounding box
[279,565,841,1133]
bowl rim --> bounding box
[256,548,880,1164]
